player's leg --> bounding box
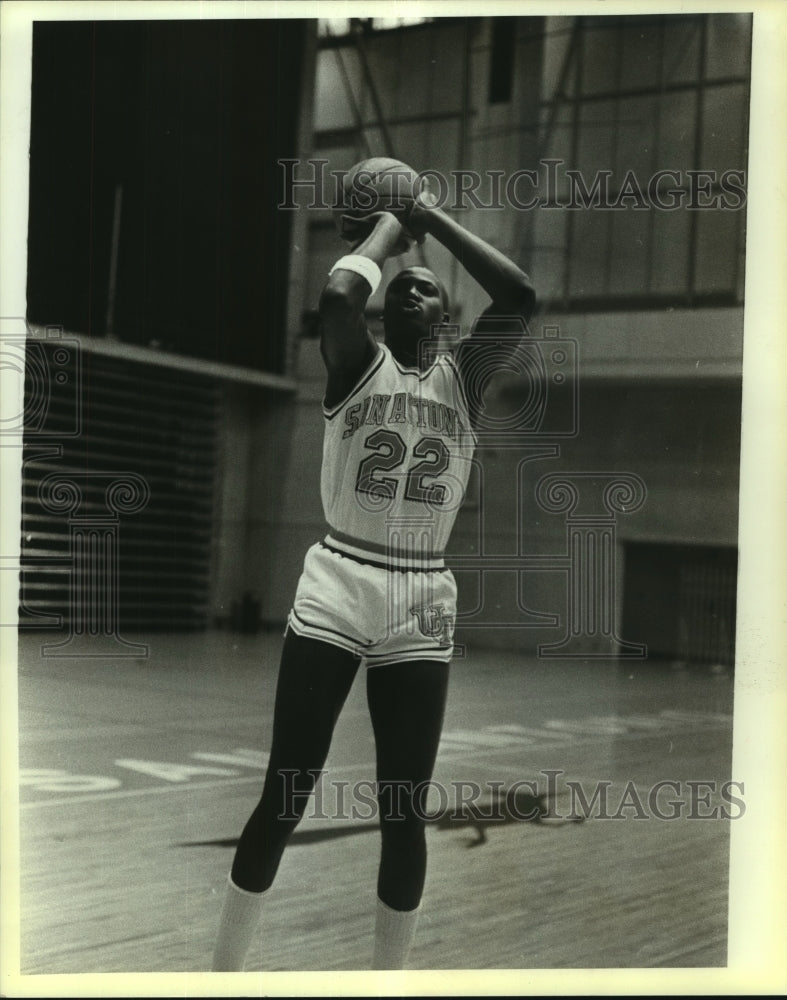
[232,629,360,890]
[212,628,360,971]
[365,658,450,969]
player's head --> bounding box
[382,266,450,356]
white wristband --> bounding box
[329,254,382,295]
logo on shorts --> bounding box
[410,604,455,647]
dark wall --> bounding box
[27,19,306,373]
[621,541,738,664]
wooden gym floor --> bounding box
[11,628,736,980]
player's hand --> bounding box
[404,189,438,243]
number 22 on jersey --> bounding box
[356,428,449,505]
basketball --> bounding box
[333,157,424,241]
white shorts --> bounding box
[287,541,457,667]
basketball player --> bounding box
[212,190,535,971]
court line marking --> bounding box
[18,722,732,810]
[19,741,585,810]
[18,763,366,810]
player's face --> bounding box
[383,267,448,350]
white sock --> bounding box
[372,897,420,970]
[211,873,268,971]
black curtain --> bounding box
[27,19,306,373]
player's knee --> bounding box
[278,780,321,823]
[379,808,427,853]
[256,766,323,827]
[378,779,432,825]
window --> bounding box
[533,13,751,308]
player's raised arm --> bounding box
[319,211,414,408]
[407,200,536,325]
[406,197,535,426]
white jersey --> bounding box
[321,343,476,569]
